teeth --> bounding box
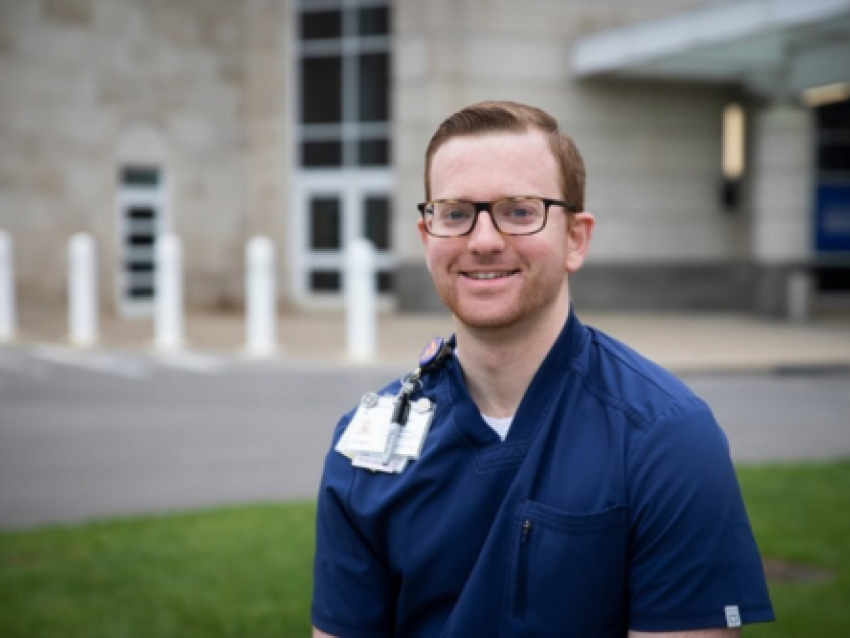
[467,271,512,280]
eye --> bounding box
[497,201,541,224]
[436,205,473,224]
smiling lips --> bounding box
[461,270,520,280]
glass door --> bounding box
[294,171,395,309]
[814,98,850,299]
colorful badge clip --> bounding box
[418,336,452,374]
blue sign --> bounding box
[815,183,850,252]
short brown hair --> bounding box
[424,101,585,211]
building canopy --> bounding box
[572,0,850,98]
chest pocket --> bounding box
[503,500,628,638]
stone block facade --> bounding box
[0,0,289,313]
[1,0,842,317]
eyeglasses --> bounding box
[417,196,577,238]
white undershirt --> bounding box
[481,414,514,441]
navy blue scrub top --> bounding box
[312,312,775,637]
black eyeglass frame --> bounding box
[417,196,578,238]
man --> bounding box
[312,101,774,637]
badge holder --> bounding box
[336,337,452,473]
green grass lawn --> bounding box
[737,460,850,637]
[0,504,317,637]
[1,461,848,637]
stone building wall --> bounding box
[0,0,824,316]
[393,0,755,311]
[0,0,290,314]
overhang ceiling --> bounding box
[571,0,850,97]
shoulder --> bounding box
[318,375,407,497]
[573,324,708,432]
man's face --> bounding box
[419,130,591,331]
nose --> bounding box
[466,210,506,254]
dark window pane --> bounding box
[128,206,155,220]
[310,198,341,250]
[817,99,850,131]
[128,235,155,246]
[359,7,389,36]
[301,56,342,124]
[358,53,389,122]
[365,196,391,250]
[310,270,341,291]
[127,287,154,299]
[358,139,389,166]
[302,141,343,167]
[817,267,850,292]
[376,270,394,293]
[126,262,155,273]
[121,167,160,187]
[818,143,850,171]
[301,10,342,40]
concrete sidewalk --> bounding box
[9,308,850,373]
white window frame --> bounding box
[115,169,170,318]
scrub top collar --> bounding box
[445,307,588,450]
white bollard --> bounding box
[245,236,277,356]
[0,231,15,343]
[155,234,184,351]
[346,238,377,361]
[68,233,98,347]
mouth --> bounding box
[461,270,520,281]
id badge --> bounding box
[336,394,435,473]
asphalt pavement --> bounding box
[1,309,849,530]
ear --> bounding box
[565,211,594,273]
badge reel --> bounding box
[335,337,452,474]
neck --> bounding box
[454,294,569,418]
